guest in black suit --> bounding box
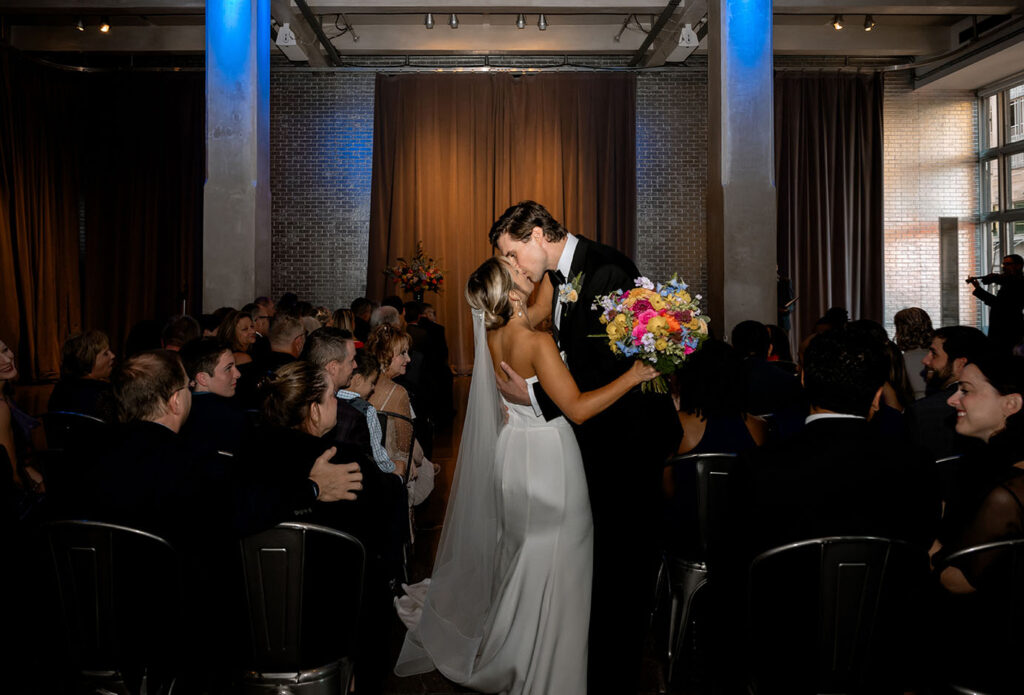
[730,328,941,695]
[160,315,200,352]
[48,329,116,419]
[237,314,306,407]
[732,319,806,437]
[179,338,247,457]
[492,201,681,694]
[904,326,990,463]
[732,329,941,559]
[351,297,373,344]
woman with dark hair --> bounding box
[894,307,933,400]
[667,340,767,556]
[765,324,793,364]
[1,337,42,492]
[48,330,116,418]
[216,309,257,367]
[938,352,1024,591]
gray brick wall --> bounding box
[270,70,375,310]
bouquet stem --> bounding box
[642,375,668,394]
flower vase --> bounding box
[413,290,425,303]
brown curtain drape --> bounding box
[369,72,636,372]
[80,72,205,355]
[0,50,203,379]
[0,50,83,380]
[775,72,884,343]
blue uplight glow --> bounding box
[726,0,771,69]
[207,0,252,82]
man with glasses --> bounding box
[968,254,1024,352]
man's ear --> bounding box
[195,371,211,389]
[531,226,544,243]
[167,388,185,416]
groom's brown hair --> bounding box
[489,201,568,246]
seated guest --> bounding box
[329,308,356,333]
[937,352,1024,591]
[216,309,257,367]
[731,329,941,560]
[370,304,404,329]
[277,292,299,317]
[198,313,221,337]
[160,315,201,352]
[237,314,306,406]
[48,330,116,419]
[366,324,415,468]
[241,302,271,362]
[665,339,767,557]
[931,352,1024,693]
[351,297,373,343]
[178,338,246,457]
[904,325,990,462]
[732,319,805,438]
[765,324,794,365]
[894,307,933,400]
[1,337,42,491]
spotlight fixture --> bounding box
[831,14,844,30]
[863,14,875,31]
[99,16,111,33]
[516,13,526,29]
[425,12,434,29]
[448,13,458,29]
[75,17,85,31]
[538,13,547,31]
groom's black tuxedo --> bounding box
[533,235,682,694]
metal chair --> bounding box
[239,522,365,694]
[38,520,182,695]
[42,410,108,451]
[747,536,929,695]
[932,538,1024,695]
[660,452,736,683]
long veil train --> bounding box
[394,307,504,682]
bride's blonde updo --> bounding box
[466,257,516,330]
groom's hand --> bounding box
[496,362,532,406]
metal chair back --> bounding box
[42,410,108,451]
[39,520,181,693]
[747,536,928,694]
[239,522,365,692]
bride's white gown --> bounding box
[395,310,593,695]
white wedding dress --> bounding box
[395,309,593,695]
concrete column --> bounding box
[203,0,271,311]
[706,0,776,338]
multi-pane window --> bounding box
[979,79,1024,273]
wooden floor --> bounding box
[380,376,706,695]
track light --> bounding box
[538,13,547,31]
[448,13,458,29]
[863,15,875,31]
[516,13,526,29]
[831,15,843,30]
[99,16,111,33]
[75,17,85,31]
[425,13,434,29]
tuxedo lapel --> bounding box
[559,238,589,354]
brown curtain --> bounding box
[369,72,636,372]
[775,72,884,343]
[0,50,82,380]
[80,72,205,355]
[0,50,203,378]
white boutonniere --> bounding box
[558,272,584,306]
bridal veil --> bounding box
[394,307,504,681]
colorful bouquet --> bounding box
[384,241,445,296]
[592,275,709,393]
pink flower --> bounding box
[684,345,695,355]
[632,299,652,314]
[638,309,657,325]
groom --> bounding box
[491,201,681,694]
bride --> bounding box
[395,256,656,694]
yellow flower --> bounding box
[568,289,578,304]
[650,295,667,310]
[697,318,709,335]
[655,338,668,351]
[606,313,629,342]
[646,316,670,336]
[676,291,691,304]
[685,319,702,331]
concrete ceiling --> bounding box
[1,0,1022,89]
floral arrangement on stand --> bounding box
[592,275,709,393]
[384,241,445,301]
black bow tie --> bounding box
[550,269,566,285]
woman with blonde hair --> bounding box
[396,256,657,694]
[48,330,116,418]
[366,324,415,470]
